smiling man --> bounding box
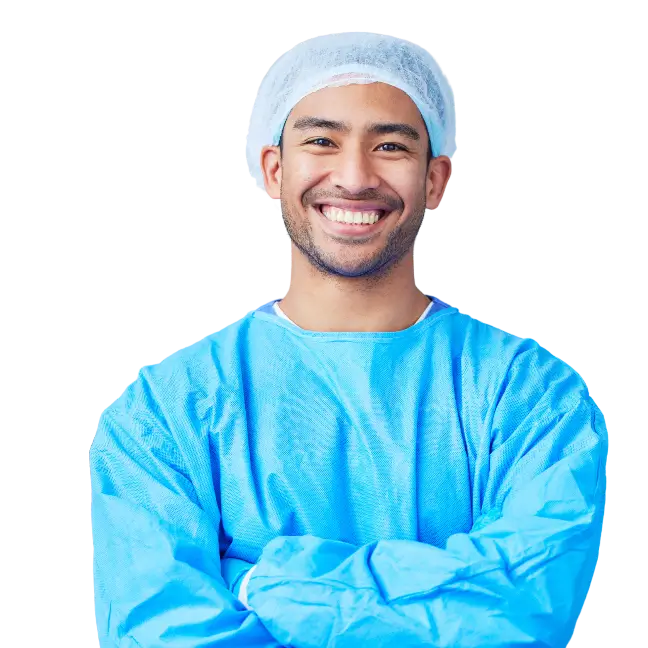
[267,80,447,333]
[90,33,608,648]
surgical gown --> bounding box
[89,297,607,647]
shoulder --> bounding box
[444,310,591,410]
[97,313,255,435]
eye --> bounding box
[377,142,407,152]
[306,137,334,147]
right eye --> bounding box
[306,138,334,147]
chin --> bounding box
[317,253,390,279]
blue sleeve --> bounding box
[89,371,282,648]
[222,557,256,598]
[244,357,608,648]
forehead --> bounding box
[286,82,425,130]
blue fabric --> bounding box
[90,300,607,647]
[221,556,254,598]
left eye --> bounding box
[377,143,406,152]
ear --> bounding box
[425,155,452,210]
[261,146,282,199]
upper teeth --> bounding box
[321,205,382,225]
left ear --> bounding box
[425,155,452,210]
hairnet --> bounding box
[245,32,456,189]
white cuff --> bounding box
[238,564,257,609]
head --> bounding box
[260,81,452,281]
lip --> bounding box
[314,204,392,238]
[313,200,393,212]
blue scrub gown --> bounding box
[90,297,607,647]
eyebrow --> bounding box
[291,116,421,142]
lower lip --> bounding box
[315,206,391,238]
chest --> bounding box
[213,377,478,557]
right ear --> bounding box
[261,146,282,199]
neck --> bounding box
[279,248,431,332]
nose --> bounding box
[328,144,381,194]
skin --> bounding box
[260,82,452,332]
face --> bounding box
[260,82,451,280]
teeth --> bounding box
[320,205,383,225]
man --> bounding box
[90,32,607,647]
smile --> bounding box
[313,204,392,238]
[318,204,386,225]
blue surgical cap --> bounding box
[246,32,456,189]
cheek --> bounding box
[294,157,327,185]
[281,158,320,204]
[389,179,422,209]
[389,160,424,185]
